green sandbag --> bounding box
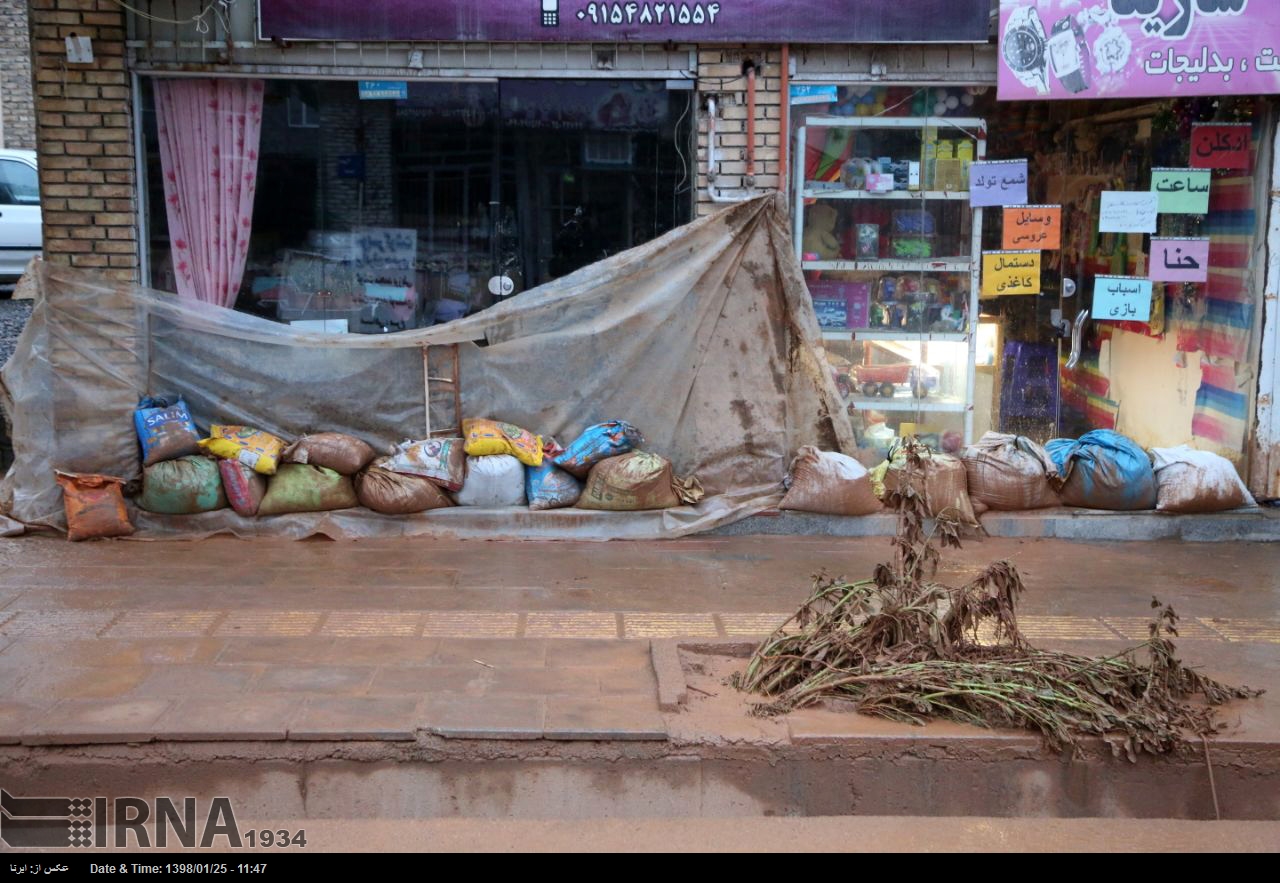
[258,463,358,516]
[138,455,227,514]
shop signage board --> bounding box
[1150,237,1210,282]
[358,81,408,100]
[259,0,990,43]
[1191,122,1251,170]
[1093,275,1153,322]
[998,1,1277,100]
[1002,205,1061,250]
[1151,168,1211,214]
[1099,191,1158,233]
[969,160,1029,207]
[982,250,1042,296]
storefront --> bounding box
[789,1,1280,497]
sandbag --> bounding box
[283,432,375,475]
[1046,430,1157,511]
[578,451,702,511]
[526,462,583,511]
[452,455,527,507]
[382,438,466,491]
[961,432,1061,511]
[258,464,358,516]
[218,459,266,517]
[779,446,882,516]
[198,424,287,475]
[462,418,543,467]
[883,451,979,526]
[138,455,227,514]
[133,396,201,466]
[552,421,644,478]
[356,464,454,515]
[1151,446,1255,514]
[55,471,134,541]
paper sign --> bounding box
[1151,169,1211,215]
[969,160,1028,207]
[1149,238,1210,283]
[982,250,1041,297]
[1093,276,1153,323]
[1002,205,1061,251]
[1191,123,1251,171]
[1098,191,1157,234]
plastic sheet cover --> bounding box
[0,195,852,540]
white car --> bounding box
[0,149,41,291]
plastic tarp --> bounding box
[0,194,852,540]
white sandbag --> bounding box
[451,454,527,507]
[1151,446,1255,513]
[780,446,882,516]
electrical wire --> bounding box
[106,0,235,35]
[672,89,692,197]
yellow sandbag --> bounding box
[198,424,287,475]
[462,418,543,466]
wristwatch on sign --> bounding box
[1002,6,1051,95]
[1048,16,1092,94]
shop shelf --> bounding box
[844,394,968,413]
[802,259,972,273]
[820,330,969,343]
[801,187,971,201]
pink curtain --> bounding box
[154,78,264,307]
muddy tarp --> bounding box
[0,194,851,539]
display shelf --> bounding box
[802,258,971,273]
[820,330,969,343]
[802,187,970,201]
[844,394,968,413]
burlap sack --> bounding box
[284,432,376,475]
[1152,446,1255,514]
[356,465,454,515]
[780,446,882,516]
[578,451,701,511]
[884,452,979,526]
[961,432,1060,511]
[258,464,358,516]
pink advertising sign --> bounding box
[998,1,1274,100]
[1149,237,1210,282]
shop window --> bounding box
[140,77,693,332]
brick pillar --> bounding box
[696,45,783,217]
[29,0,138,282]
[0,0,37,150]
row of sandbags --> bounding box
[776,429,1255,520]
[54,407,704,539]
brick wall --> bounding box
[0,0,36,150]
[696,46,783,217]
[29,0,137,282]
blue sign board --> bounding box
[359,80,408,100]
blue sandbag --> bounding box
[133,395,201,466]
[525,461,583,511]
[1045,429,1156,511]
[551,421,645,478]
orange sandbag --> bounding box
[780,446,882,516]
[55,471,134,541]
[283,432,376,475]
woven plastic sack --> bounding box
[780,446,882,516]
[1046,430,1156,511]
[961,432,1060,511]
[258,464,358,516]
[1151,446,1255,514]
[551,421,644,478]
[198,424,287,475]
[133,396,201,466]
[356,464,454,514]
[382,438,466,491]
[218,459,266,517]
[883,451,979,527]
[578,451,702,511]
[452,455,527,507]
[462,418,543,467]
[283,432,375,475]
[138,455,227,515]
[55,471,134,541]
[525,461,583,511]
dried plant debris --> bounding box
[734,443,1262,758]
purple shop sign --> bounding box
[1149,237,1210,283]
[258,0,990,44]
[999,1,1277,101]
